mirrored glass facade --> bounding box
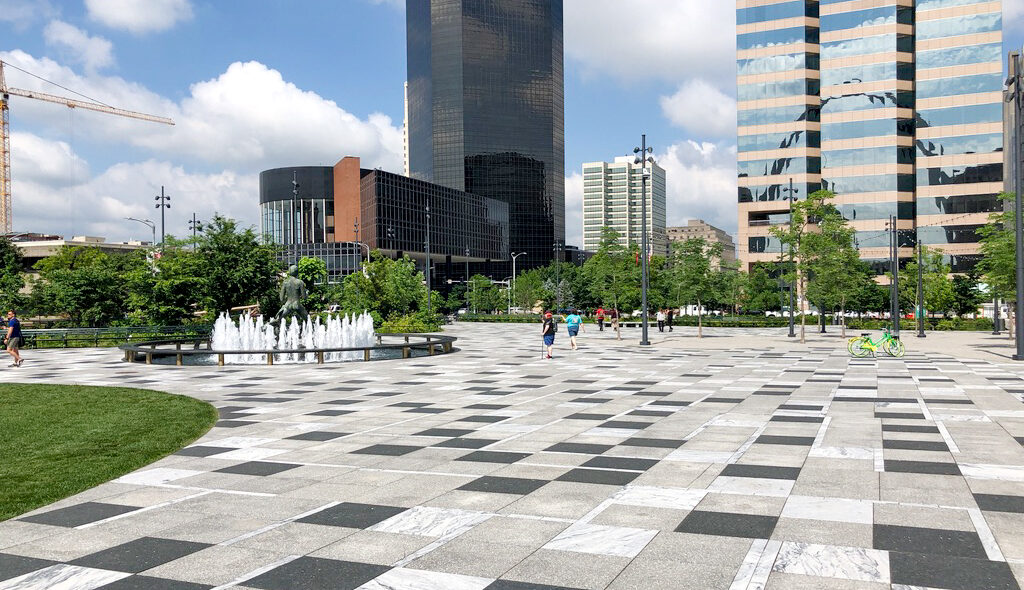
[737,0,1003,274]
[406,0,564,272]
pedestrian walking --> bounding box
[667,308,675,332]
[657,309,666,332]
[596,306,605,331]
[542,311,556,359]
[610,308,621,340]
[565,308,585,350]
[5,310,23,367]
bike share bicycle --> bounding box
[847,326,905,358]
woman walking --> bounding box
[542,312,556,359]
[565,309,585,350]
[657,309,666,332]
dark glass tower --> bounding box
[407,0,565,271]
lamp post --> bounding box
[781,178,797,338]
[511,251,526,312]
[465,245,471,311]
[188,213,202,241]
[553,241,563,312]
[126,217,155,245]
[425,199,431,316]
[154,186,170,246]
[1005,49,1024,360]
[634,135,654,346]
[917,239,926,337]
[291,171,300,263]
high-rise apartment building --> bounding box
[406,0,564,271]
[737,0,1003,275]
[582,156,667,255]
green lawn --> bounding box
[0,383,217,521]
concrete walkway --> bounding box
[1,324,1023,589]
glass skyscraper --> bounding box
[737,0,1003,274]
[406,0,565,271]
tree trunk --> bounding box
[697,299,703,338]
[799,278,806,343]
[840,296,846,338]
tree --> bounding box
[0,236,25,313]
[978,194,1016,334]
[195,215,281,315]
[512,268,545,311]
[124,239,206,325]
[899,245,954,319]
[952,271,983,317]
[583,228,635,316]
[467,274,504,313]
[32,246,145,327]
[297,256,329,312]
[338,252,428,323]
[669,237,721,338]
[746,263,782,312]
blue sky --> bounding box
[1,0,1021,246]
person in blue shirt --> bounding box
[565,309,585,350]
[5,309,23,367]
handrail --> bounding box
[119,333,458,365]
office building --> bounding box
[667,220,738,267]
[582,156,667,255]
[259,158,509,283]
[737,0,1003,274]
[406,0,564,271]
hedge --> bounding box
[460,314,996,331]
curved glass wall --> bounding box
[259,167,334,246]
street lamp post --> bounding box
[917,239,926,337]
[291,171,300,263]
[553,241,563,311]
[511,251,526,312]
[189,213,202,241]
[126,217,155,245]
[425,199,431,316]
[634,135,654,346]
[782,178,797,338]
[154,186,170,246]
[465,246,471,312]
[1005,50,1024,360]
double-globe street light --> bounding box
[1005,50,1024,360]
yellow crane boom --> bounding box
[0,60,175,234]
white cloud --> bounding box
[660,79,737,140]
[85,0,193,34]
[564,0,735,86]
[0,52,403,240]
[564,172,583,247]
[1005,1,1024,26]
[12,156,256,241]
[43,20,115,72]
[656,140,737,235]
[366,0,404,9]
[8,132,90,188]
[0,0,57,30]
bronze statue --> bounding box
[275,265,308,323]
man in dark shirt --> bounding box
[5,309,23,367]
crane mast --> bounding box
[0,60,175,234]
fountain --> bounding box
[211,311,375,364]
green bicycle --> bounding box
[847,327,905,358]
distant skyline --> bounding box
[1,1,1021,247]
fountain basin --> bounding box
[119,333,457,366]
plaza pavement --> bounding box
[1,323,1024,589]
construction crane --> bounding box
[0,60,175,234]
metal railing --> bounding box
[119,333,458,366]
[22,325,212,349]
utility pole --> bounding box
[1006,50,1024,360]
[154,186,170,246]
[634,135,654,346]
[917,239,926,337]
[188,213,201,241]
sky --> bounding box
[0,0,1022,247]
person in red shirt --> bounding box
[596,306,605,331]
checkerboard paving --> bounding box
[1,324,1024,589]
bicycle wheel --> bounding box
[849,338,871,357]
[884,339,905,358]
[847,337,865,355]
